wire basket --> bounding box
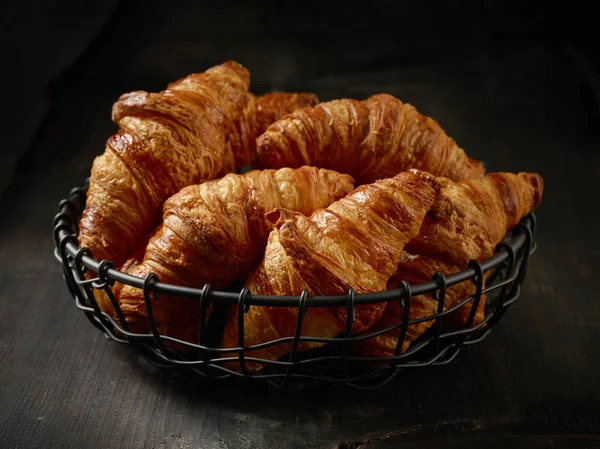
[52,179,537,391]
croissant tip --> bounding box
[403,168,442,193]
[221,59,246,69]
[519,172,544,207]
[220,60,251,83]
[468,157,487,177]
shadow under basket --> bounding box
[53,180,537,391]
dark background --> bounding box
[2,0,599,196]
[1,1,599,448]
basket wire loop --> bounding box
[69,184,88,200]
[72,247,120,336]
[491,241,518,324]
[527,214,537,252]
[58,234,79,303]
[435,344,462,366]
[465,260,485,327]
[53,211,73,231]
[283,290,309,385]
[73,247,92,276]
[198,283,212,348]
[102,282,131,334]
[236,288,252,376]
[359,365,403,391]
[72,248,106,288]
[53,218,72,263]
[515,222,534,285]
[58,198,78,218]
[71,247,106,334]
[498,222,533,311]
[431,271,448,342]
[393,281,413,358]
[92,259,115,289]
[142,272,169,355]
[341,288,356,362]
[53,222,73,249]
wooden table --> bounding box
[1,2,599,448]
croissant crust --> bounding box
[355,171,544,358]
[117,166,354,344]
[222,169,440,370]
[256,93,485,185]
[79,61,319,268]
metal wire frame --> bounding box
[52,180,537,391]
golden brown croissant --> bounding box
[229,91,320,173]
[354,171,544,358]
[116,166,354,344]
[78,60,319,269]
[255,93,485,185]
[222,169,440,370]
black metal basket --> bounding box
[53,180,537,391]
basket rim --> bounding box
[53,180,536,308]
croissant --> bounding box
[222,169,440,370]
[256,93,485,185]
[354,171,544,358]
[116,166,355,344]
[78,60,318,269]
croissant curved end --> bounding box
[519,172,544,208]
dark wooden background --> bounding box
[1,1,599,448]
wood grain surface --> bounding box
[1,1,599,448]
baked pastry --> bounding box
[354,171,544,358]
[78,61,318,268]
[72,59,542,372]
[222,169,440,370]
[256,93,485,185]
[117,166,354,344]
